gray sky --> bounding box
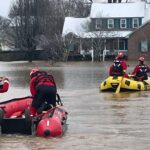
[0,0,13,17]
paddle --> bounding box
[144,77,150,85]
[115,77,123,94]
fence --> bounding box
[0,50,50,61]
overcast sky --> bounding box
[0,0,13,17]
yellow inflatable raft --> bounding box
[100,76,150,92]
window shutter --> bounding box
[115,19,120,29]
[138,42,141,52]
[127,18,131,28]
[148,40,150,51]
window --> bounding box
[120,19,126,28]
[112,39,126,50]
[132,18,139,28]
[113,40,118,50]
[96,19,102,29]
[140,40,148,52]
[108,19,114,29]
[119,39,126,50]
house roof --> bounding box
[62,17,91,37]
[62,2,150,38]
[126,19,150,38]
[62,16,132,38]
[90,2,146,18]
[79,31,132,38]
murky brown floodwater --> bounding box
[0,60,150,150]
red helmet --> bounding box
[138,57,144,62]
[116,52,123,59]
[30,68,39,76]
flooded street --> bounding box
[0,61,150,150]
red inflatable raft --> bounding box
[0,96,68,138]
[0,77,9,93]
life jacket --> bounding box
[34,71,55,88]
[136,65,148,77]
[111,60,123,76]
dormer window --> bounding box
[96,19,102,29]
[120,19,126,28]
[132,18,139,28]
[108,19,114,29]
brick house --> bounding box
[128,20,150,61]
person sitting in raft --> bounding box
[131,57,150,81]
[29,68,57,116]
[109,52,129,78]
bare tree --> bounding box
[8,0,66,61]
[0,16,11,50]
[0,17,10,33]
[36,0,91,61]
[64,0,91,17]
[9,0,38,51]
[7,0,92,62]
[62,33,79,61]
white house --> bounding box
[62,1,150,60]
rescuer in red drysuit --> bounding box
[131,56,150,81]
[0,77,9,93]
[29,68,57,116]
[109,52,128,78]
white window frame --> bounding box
[108,19,114,29]
[96,19,102,29]
[141,40,148,52]
[132,18,139,28]
[120,19,126,28]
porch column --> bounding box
[91,39,94,62]
[79,38,82,54]
[103,39,107,61]
[117,38,119,52]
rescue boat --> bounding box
[100,76,150,92]
[0,96,68,138]
[0,77,9,93]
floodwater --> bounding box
[0,60,150,150]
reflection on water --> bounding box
[104,91,149,101]
[0,61,150,150]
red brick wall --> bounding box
[128,22,150,61]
